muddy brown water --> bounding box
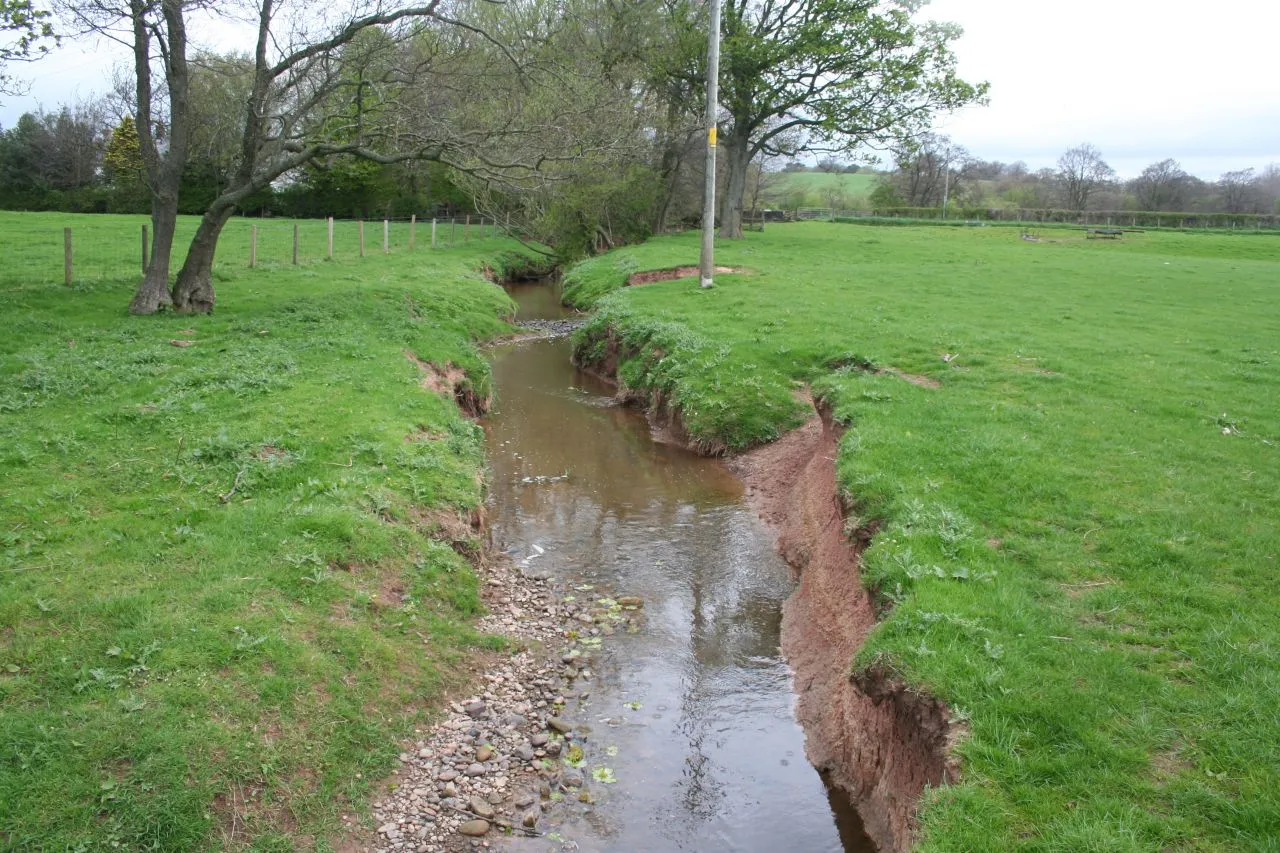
[485,281,873,852]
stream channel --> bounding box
[484,280,874,852]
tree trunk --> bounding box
[128,196,178,314]
[719,134,750,239]
[171,206,234,313]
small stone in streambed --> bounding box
[544,741,562,757]
[465,701,487,719]
[616,596,644,608]
[515,792,536,809]
[522,810,539,828]
[465,763,486,777]
[476,744,495,762]
[469,796,496,819]
[561,768,584,788]
[514,744,536,761]
[437,768,457,782]
[458,819,490,837]
[547,717,572,734]
[530,733,549,747]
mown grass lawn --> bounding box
[1,212,523,850]
[565,223,1280,851]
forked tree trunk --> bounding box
[128,195,179,314]
[171,206,234,313]
[719,134,751,239]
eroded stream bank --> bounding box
[484,280,875,852]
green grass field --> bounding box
[762,170,883,208]
[1,212,523,850]
[565,223,1280,851]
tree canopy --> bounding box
[709,0,987,236]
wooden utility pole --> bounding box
[63,227,73,286]
[699,0,722,289]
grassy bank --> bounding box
[1,212,523,850]
[567,223,1280,850]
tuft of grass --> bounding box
[565,222,1280,850]
[0,212,526,849]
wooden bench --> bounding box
[1086,228,1124,239]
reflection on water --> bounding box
[485,282,873,852]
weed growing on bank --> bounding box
[568,223,1280,850]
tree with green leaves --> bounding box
[102,113,148,210]
[1,0,56,97]
[711,0,986,237]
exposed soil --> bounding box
[878,367,942,390]
[730,407,962,852]
[575,324,961,850]
[626,265,741,286]
[404,350,490,417]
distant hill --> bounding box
[761,171,883,208]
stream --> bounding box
[483,280,873,852]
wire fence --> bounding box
[0,214,509,288]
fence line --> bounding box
[6,215,510,288]
[786,207,1280,230]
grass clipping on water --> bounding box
[0,215,523,849]
[567,223,1280,851]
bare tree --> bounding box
[1257,163,1280,214]
[1056,143,1115,211]
[889,132,972,208]
[1130,158,1190,211]
[59,0,546,314]
[1218,168,1262,214]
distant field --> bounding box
[564,224,1280,851]
[762,170,883,208]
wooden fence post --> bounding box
[431,218,437,248]
[327,217,334,259]
[141,224,149,273]
[451,217,456,244]
[292,223,299,265]
[63,227,73,286]
[465,213,470,241]
[383,219,390,254]
[409,215,416,250]
[249,225,258,268]
[359,220,365,257]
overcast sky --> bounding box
[2,0,1277,181]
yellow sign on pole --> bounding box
[708,127,717,147]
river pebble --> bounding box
[353,537,643,852]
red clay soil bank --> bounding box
[404,350,491,417]
[730,409,961,853]
[574,328,959,849]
